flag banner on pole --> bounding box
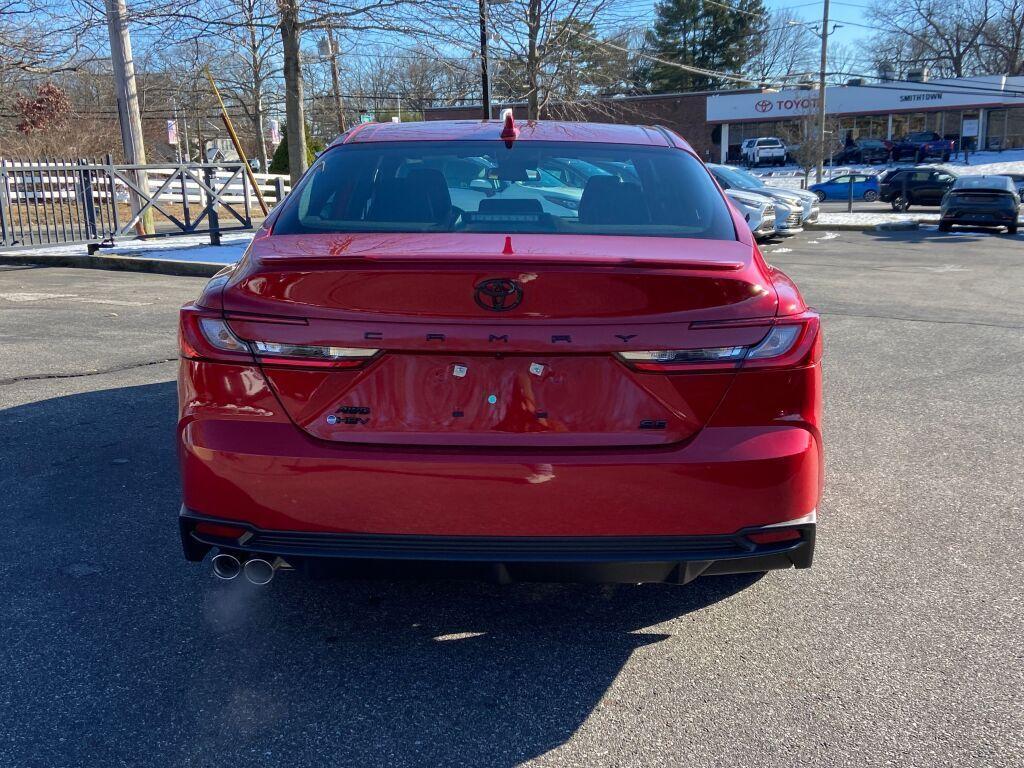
[167,119,178,145]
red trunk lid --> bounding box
[223,233,777,447]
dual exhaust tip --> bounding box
[212,553,279,585]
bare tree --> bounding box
[979,0,1024,75]
[488,0,627,119]
[779,103,842,185]
[206,0,278,170]
[744,11,817,85]
[867,0,991,77]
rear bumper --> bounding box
[178,354,822,583]
[180,507,816,583]
[941,211,1017,225]
[180,419,821,538]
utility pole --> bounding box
[327,30,346,134]
[279,0,308,185]
[478,0,491,119]
[104,0,151,234]
[815,0,830,183]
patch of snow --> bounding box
[816,212,936,226]
[819,231,840,240]
[8,232,253,265]
[768,247,792,253]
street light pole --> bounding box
[478,0,491,119]
[816,0,830,183]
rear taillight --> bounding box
[616,314,820,372]
[746,325,801,360]
[251,341,379,369]
[180,306,254,363]
[179,305,378,369]
[618,346,746,371]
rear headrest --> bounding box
[578,176,649,225]
[366,168,451,223]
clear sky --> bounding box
[771,0,877,49]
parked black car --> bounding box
[879,167,958,211]
[1005,173,1024,198]
[831,138,891,164]
[939,175,1020,234]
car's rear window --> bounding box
[272,140,735,240]
[952,176,1015,193]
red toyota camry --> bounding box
[178,117,822,586]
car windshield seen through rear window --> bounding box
[951,175,1015,193]
[273,141,735,240]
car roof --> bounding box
[330,119,692,150]
[890,165,956,175]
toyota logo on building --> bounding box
[474,278,523,312]
[755,99,773,113]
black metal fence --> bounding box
[0,158,290,251]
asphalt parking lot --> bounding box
[1,228,1022,768]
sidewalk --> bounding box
[0,232,253,276]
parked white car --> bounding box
[741,137,787,167]
[711,164,803,235]
[725,188,776,240]
[729,165,821,224]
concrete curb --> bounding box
[0,251,224,277]
[806,220,927,232]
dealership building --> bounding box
[423,74,1024,162]
[708,75,1024,162]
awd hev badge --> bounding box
[474,278,523,312]
[327,405,370,425]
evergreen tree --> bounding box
[268,124,322,175]
[642,0,765,92]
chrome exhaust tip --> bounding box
[243,557,276,585]
[211,553,241,580]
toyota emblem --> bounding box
[474,278,523,312]
[755,99,773,113]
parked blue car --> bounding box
[809,173,880,202]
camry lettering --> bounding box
[349,331,642,345]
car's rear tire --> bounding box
[938,221,952,232]
[892,195,910,212]
[863,189,878,202]
[1008,224,1018,235]
[815,190,826,202]
[942,153,951,162]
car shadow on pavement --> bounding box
[1,381,760,768]
[863,226,1017,246]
